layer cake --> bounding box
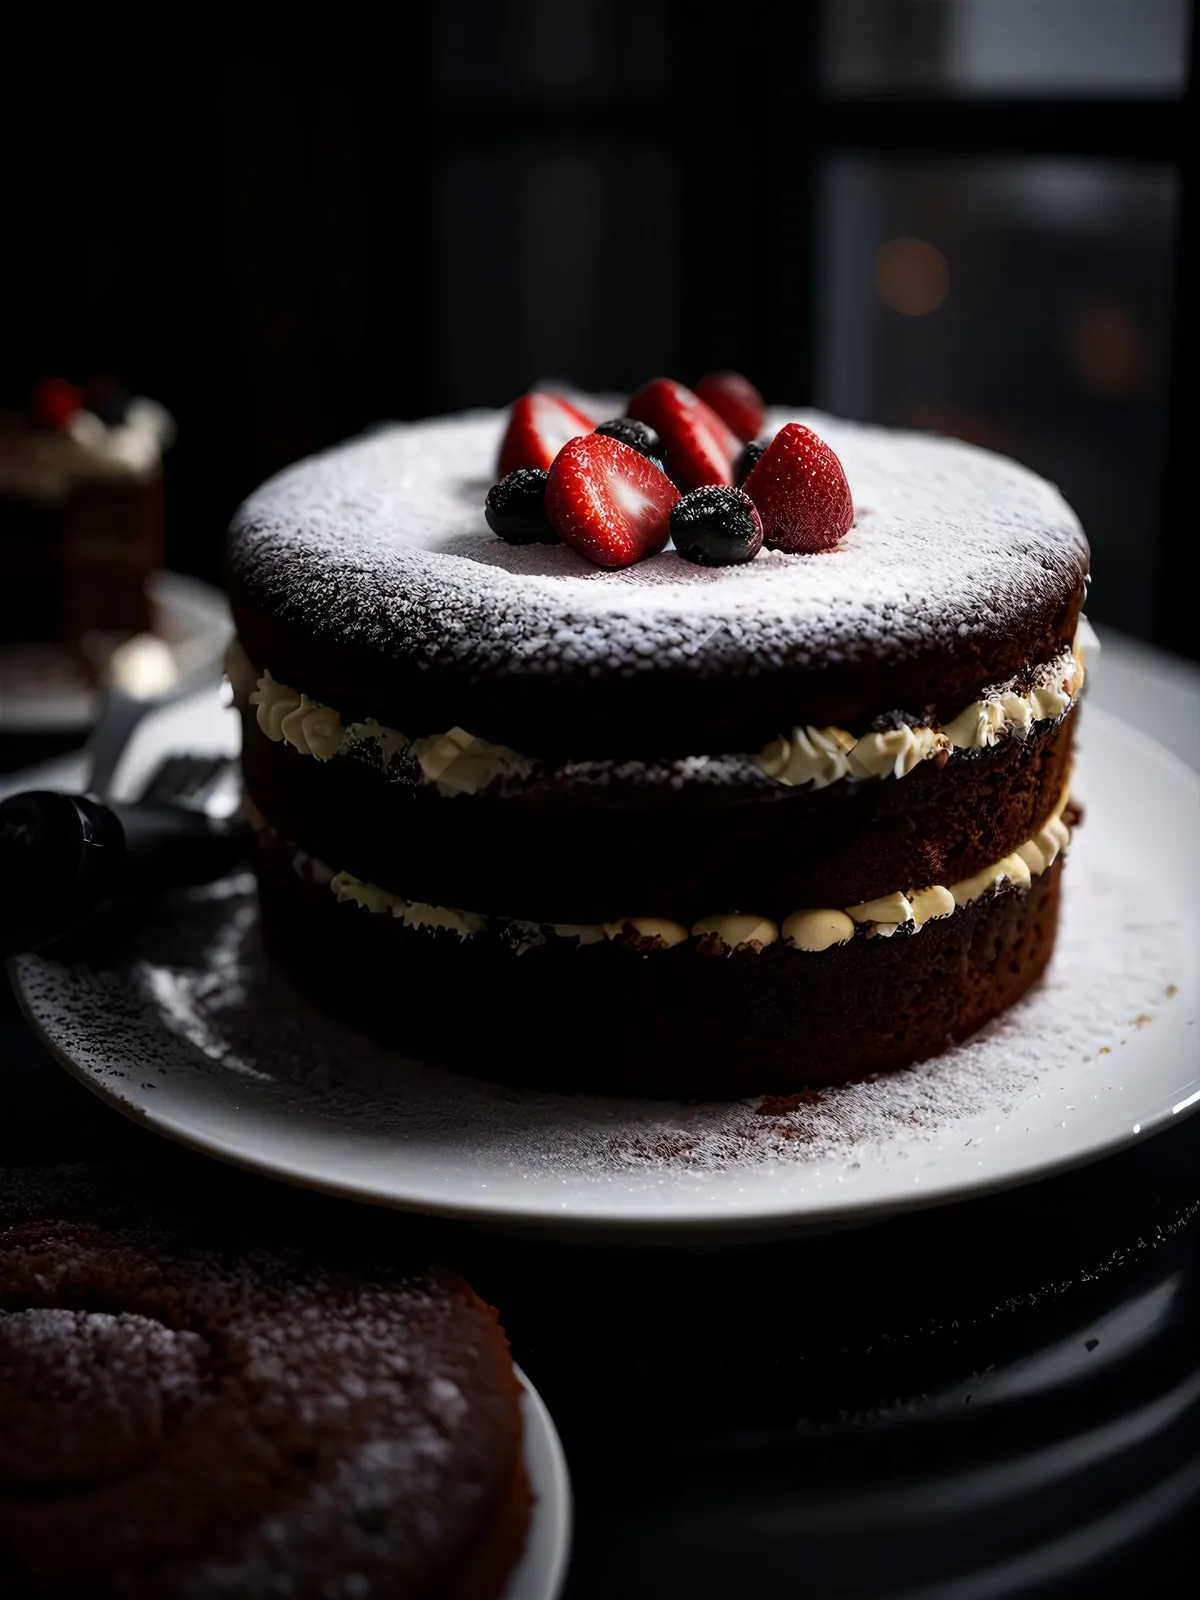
[225,394,1089,1096]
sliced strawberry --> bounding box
[742,422,854,553]
[626,378,738,491]
[497,392,595,476]
[694,371,766,443]
[545,434,680,570]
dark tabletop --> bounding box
[4,961,1199,1600]
[3,708,1199,1599]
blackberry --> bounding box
[484,470,558,544]
[733,438,766,487]
[594,417,664,467]
[670,486,763,567]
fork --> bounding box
[140,751,242,818]
[86,638,227,799]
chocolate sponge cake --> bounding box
[0,1166,529,1598]
[225,392,1090,1096]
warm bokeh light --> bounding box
[1065,300,1150,401]
[873,237,951,316]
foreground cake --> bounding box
[0,1166,529,1598]
[225,381,1089,1096]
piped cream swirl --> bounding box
[241,652,531,796]
[759,645,1085,789]
[232,630,1088,800]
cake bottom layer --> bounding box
[254,831,1064,1098]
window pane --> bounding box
[823,0,1191,97]
[816,157,1177,638]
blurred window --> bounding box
[824,0,1190,97]
[816,157,1176,637]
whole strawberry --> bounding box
[695,371,765,443]
[741,422,854,553]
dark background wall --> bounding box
[8,0,1195,655]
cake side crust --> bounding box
[240,706,1076,923]
[253,833,1066,1097]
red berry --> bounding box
[741,422,854,553]
[497,391,595,476]
[626,377,739,491]
[31,377,84,431]
[694,371,765,443]
[545,434,680,570]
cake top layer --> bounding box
[227,407,1089,756]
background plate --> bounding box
[0,571,229,732]
[510,1367,572,1600]
[12,704,1200,1241]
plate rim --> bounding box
[508,1366,572,1600]
[14,978,1199,1239]
[11,703,1200,1240]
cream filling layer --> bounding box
[229,630,1088,799]
[234,642,530,796]
[268,788,1071,954]
[757,648,1085,788]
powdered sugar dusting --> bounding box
[0,1168,520,1595]
[14,860,1185,1208]
[0,1309,208,1491]
[227,408,1088,682]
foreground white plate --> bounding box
[12,706,1200,1240]
[509,1368,572,1600]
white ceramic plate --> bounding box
[508,1367,572,1600]
[11,706,1200,1241]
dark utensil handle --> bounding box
[1,790,248,955]
[109,801,247,892]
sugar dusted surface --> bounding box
[14,856,1187,1214]
[227,408,1089,681]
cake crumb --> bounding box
[757,1090,824,1115]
